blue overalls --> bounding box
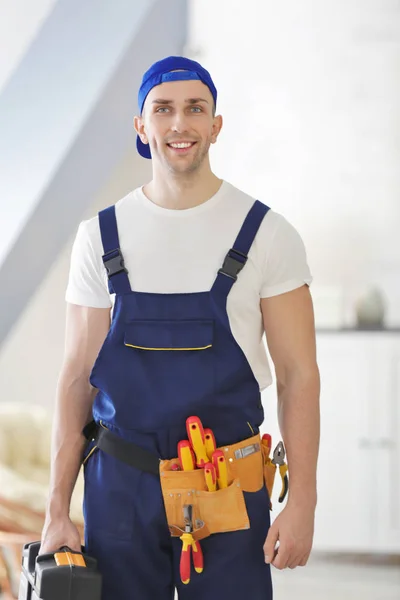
[83,199,273,599]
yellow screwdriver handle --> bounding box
[204,462,217,491]
[178,440,196,471]
[204,428,217,461]
[212,450,228,489]
[186,417,209,468]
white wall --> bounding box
[0,0,57,92]
[0,149,151,409]
[188,0,400,327]
[1,0,399,411]
[0,0,160,266]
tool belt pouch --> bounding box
[261,445,278,503]
[159,433,265,541]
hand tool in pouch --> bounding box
[261,434,275,509]
[204,428,217,460]
[204,462,217,491]
[272,441,289,502]
[186,416,209,468]
[211,450,228,489]
[179,505,204,584]
[178,440,196,471]
[261,433,272,456]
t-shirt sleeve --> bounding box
[260,214,313,298]
[65,220,112,308]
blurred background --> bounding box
[0,0,399,598]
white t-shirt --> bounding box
[66,180,313,391]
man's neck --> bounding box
[143,164,223,211]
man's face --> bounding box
[135,79,222,174]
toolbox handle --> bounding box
[35,546,86,568]
[54,546,87,568]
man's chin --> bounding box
[155,143,209,173]
[165,155,202,174]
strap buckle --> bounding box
[234,442,260,460]
[102,248,128,278]
[218,248,248,281]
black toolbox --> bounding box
[18,541,102,600]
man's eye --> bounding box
[156,107,169,113]
[191,106,202,112]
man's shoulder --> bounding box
[223,181,304,251]
[224,180,274,213]
[224,180,283,230]
[81,188,141,236]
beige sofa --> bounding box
[0,403,84,598]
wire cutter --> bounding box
[179,505,204,585]
[272,441,289,503]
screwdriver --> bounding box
[178,440,196,471]
[186,416,209,468]
[204,462,217,491]
[204,428,217,460]
[212,450,228,489]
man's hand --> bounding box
[263,501,315,569]
[39,516,81,555]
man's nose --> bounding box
[171,111,189,133]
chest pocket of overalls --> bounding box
[123,319,216,399]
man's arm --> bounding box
[261,284,320,569]
[40,303,110,553]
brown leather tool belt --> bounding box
[83,422,277,540]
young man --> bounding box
[40,56,320,599]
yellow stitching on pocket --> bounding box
[247,421,254,435]
[82,445,98,466]
[125,344,212,351]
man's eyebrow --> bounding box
[151,98,210,104]
[151,99,173,104]
[186,97,209,104]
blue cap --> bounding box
[136,56,217,159]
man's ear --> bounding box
[133,115,148,143]
[211,114,223,144]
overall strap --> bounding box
[98,205,131,295]
[211,200,270,297]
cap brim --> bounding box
[136,135,152,159]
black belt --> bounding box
[83,420,161,476]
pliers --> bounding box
[179,505,204,585]
[272,441,289,503]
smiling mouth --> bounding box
[166,142,196,151]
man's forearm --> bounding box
[46,369,96,519]
[277,368,320,507]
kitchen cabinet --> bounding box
[261,331,400,554]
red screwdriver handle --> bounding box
[179,533,192,585]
